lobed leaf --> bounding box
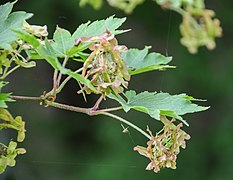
[52,26,74,57]
[72,15,128,40]
[108,90,209,125]
[122,46,175,75]
[0,1,33,50]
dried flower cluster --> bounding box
[134,116,191,173]
[23,21,48,37]
[76,30,130,96]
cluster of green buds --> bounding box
[76,30,130,96]
[0,141,26,174]
[180,8,222,53]
[107,0,144,14]
[134,116,191,173]
[0,108,26,174]
[156,0,222,53]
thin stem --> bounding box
[9,95,150,139]
[48,101,90,114]
[52,69,58,96]
[1,65,20,79]
[98,112,151,139]
[56,67,84,94]
[56,56,69,86]
[0,142,7,147]
[95,106,123,113]
[9,95,41,101]
[170,7,200,29]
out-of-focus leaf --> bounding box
[79,0,103,9]
[107,0,145,14]
[122,46,174,75]
[108,90,209,125]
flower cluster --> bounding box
[0,141,26,174]
[134,116,191,173]
[0,108,26,142]
[156,0,222,53]
[180,9,222,53]
[76,30,130,96]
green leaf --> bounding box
[17,31,98,93]
[72,16,127,40]
[25,49,42,60]
[0,1,33,50]
[37,39,64,70]
[52,26,74,57]
[0,93,14,108]
[0,82,14,108]
[17,31,63,70]
[67,42,91,58]
[122,46,175,75]
[65,70,98,94]
[0,1,14,23]
[0,51,11,74]
[108,90,209,125]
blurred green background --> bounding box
[2,0,233,179]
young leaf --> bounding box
[0,1,33,50]
[72,15,127,40]
[0,93,14,108]
[122,46,174,75]
[108,90,209,125]
[52,26,74,57]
